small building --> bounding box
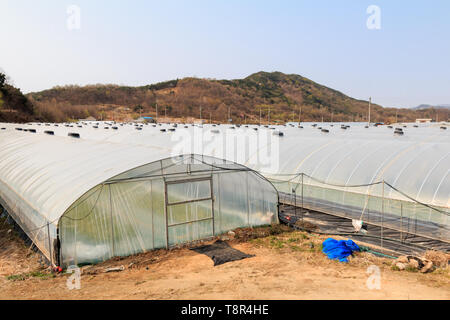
[136,117,156,123]
[143,116,156,123]
[416,118,432,123]
[79,116,96,122]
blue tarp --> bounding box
[322,238,360,263]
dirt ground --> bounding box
[0,222,449,300]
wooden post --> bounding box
[301,173,304,224]
[210,177,215,236]
[109,185,115,257]
[164,179,169,249]
[47,222,53,266]
[400,203,403,242]
[381,181,384,249]
[294,186,297,217]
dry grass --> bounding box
[424,250,450,268]
[249,229,392,268]
[1,222,449,300]
[25,73,449,124]
[83,226,447,280]
[0,217,43,278]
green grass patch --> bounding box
[6,271,55,281]
[391,265,401,271]
[405,266,419,273]
[289,245,303,252]
[269,237,284,249]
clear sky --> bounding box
[0,0,449,108]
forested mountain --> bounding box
[4,71,448,123]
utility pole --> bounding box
[156,103,158,122]
[228,106,231,123]
[268,106,271,125]
[165,105,167,120]
[368,97,371,126]
[200,105,202,121]
[299,106,302,125]
[395,110,398,124]
[259,106,262,125]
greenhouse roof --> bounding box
[1,121,449,214]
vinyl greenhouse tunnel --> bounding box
[0,132,278,267]
[1,121,449,266]
[60,155,279,266]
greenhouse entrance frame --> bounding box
[164,176,215,249]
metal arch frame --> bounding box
[387,143,439,199]
[307,141,354,185]
[370,141,430,199]
[323,141,373,184]
[431,170,450,208]
[242,129,280,168]
[359,142,417,212]
[340,142,393,207]
[415,152,450,203]
[342,142,394,189]
[291,140,338,185]
[272,139,322,178]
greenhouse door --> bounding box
[164,177,215,248]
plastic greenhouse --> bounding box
[0,121,449,265]
[0,129,278,266]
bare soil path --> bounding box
[0,223,448,300]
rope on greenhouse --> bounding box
[279,213,432,256]
[270,172,379,221]
[303,174,384,188]
[385,182,450,216]
[193,157,254,173]
[193,156,282,184]
[62,184,106,221]
[206,159,450,216]
[267,171,450,216]
[268,172,383,188]
[21,155,253,233]
[106,157,252,184]
[5,156,448,237]
[5,183,107,236]
[105,157,191,184]
[116,156,188,181]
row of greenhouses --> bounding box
[0,121,448,265]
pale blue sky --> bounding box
[0,0,449,108]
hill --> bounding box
[412,104,450,111]
[19,71,450,123]
[0,73,35,123]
